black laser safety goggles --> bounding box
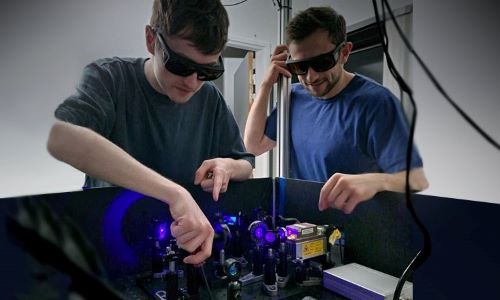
[155,31,225,81]
[285,41,346,75]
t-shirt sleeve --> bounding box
[213,91,255,167]
[54,60,116,137]
[365,90,423,173]
[264,107,277,141]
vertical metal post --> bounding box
[277,0,291,178]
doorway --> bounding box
[213,37,272,178]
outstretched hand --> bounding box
[194,158,234,201]
[318,173,382,214]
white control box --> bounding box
[323,263,413,300]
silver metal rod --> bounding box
[277,0,291,178]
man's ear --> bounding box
[145,25,156,55]
[340,41,353,64]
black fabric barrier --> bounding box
[2,177,500,299]
[412,194,500,299]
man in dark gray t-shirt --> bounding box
[47,0,253,265]
[55,57,253,188]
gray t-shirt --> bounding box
[55,57,254,188]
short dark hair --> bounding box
[286,6,346,46]
[150,0,229,54]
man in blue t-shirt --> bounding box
[245,6,428,214]
[47,0,254,265]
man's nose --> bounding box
[304,66,320,82]
[183,72,200,89]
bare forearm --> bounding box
[226,158,253,181]
[377,168,429,193]
[244,82,274,155]
[47,120,183,204]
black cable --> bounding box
[200,264,214,300]
[371,1,432,299]
[223,0,248,7]
[394,249,420,297]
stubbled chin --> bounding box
[307,82,327,97]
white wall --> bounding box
[412,0,500,203]
[0,0,151,197]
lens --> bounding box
[228,263,239,276]
[224,258,241,279]
[264,231,276,244]
[165,60,196,77]
[196,57,225,81]
[197,68,224,81]
[287,61,308,75]
[309,54,336,73]
[249,220,268,243]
